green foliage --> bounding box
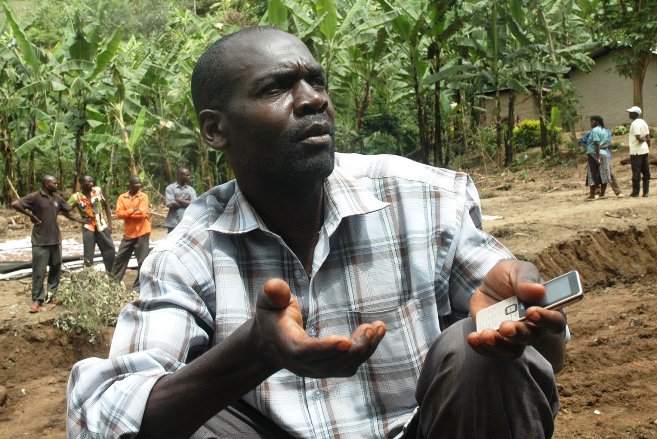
[0,0,609,203]
[513,119,561,152]
[612,124,628,136]
[53,268,138,343]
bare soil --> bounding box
[1,148,657,438]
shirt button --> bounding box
[293,270,302,279]
[313,389,323,400]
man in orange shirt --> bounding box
[111,175,151,291]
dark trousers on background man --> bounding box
[82,228,116,272]
[110,234,150,290]
[630,154,650,197]
[31,244,62,304]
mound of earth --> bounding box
[1,149,656,438]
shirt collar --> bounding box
[208,163,389,236]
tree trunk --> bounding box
[115,111,138,176]
[536,86,549,156]
[196,132,212,190]
[632,53,650,113]
[28,150,36,192]
[2,126,16,203]
[495,89,503,168]
[354,80,371,155]
[430,43,443,166]
[454,89,465,158]
[27,120,36,192]
[505,91,516,166]
[411,49,429,164]
[75,121,85,190]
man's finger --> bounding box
[524,307,567,333]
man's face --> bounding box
[178,169,191,184]
[81,177,94,191]
[218,31,336,191]
[44,178,58,193]
[128,177,142,194]
[589,119,596,128]
[629,112,638,120]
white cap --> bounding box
[626,106,642,115]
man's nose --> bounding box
[293,80,329,115]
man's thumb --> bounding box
[261,278,293,309]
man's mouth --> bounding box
[296,120,334,144]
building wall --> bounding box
[481,92,540,125]
[570,52,657,130]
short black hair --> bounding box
[590,115,604,128]
[190,25,281,115]
[79,174,92,183]
[41,175,55,185]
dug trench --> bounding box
[1,227,656,438]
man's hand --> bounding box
[30,215,41,225]
[467,260,566,360]
[253,278,386,378]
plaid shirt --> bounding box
[67,153,513,438]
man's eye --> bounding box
[310,77,326,89]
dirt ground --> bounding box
[1,147,656,438]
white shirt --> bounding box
[629,118,650,155]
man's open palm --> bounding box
[254,278,387,378]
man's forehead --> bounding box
[226,31,319,74]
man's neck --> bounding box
[240,179,325,273]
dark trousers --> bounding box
[31,244,62,304]
[110,234,150,290]
[82,228,116,272]
[630,153,651,181]
[199,318,559,439]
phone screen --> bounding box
[518,271,582,318]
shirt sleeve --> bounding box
[16,193,36,210]
[589,128,604,144]
[66,249,216,438]
[190,187,197,201]
[446,176,515,322]
[165,185,177,207]
[115,195,130,219]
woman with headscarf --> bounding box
[585,115,612,200]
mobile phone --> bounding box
[475,271,583,332]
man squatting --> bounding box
[67,27,567,439]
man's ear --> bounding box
[199,109,228,151]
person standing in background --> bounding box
[163,167,196,233]
[68,174,116,272]
[11,175,85,313]
[110,175,151,291]
[579,128,623,197]
[626,106,651,197]
[584,115,611,200]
